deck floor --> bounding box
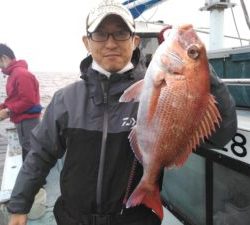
[0,135,7,188]
[0,133,60,225]
[0,135,9,225]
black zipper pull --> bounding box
[103,92,108,104]
[101,78,109,104]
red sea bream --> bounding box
[119,24,221,220]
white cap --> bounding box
[86,0,135,33]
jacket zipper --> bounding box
[96,79,109,213]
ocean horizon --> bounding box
[0,71,80,138]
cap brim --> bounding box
[87,12,135,33]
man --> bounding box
[0,44,41,161]
[7,0,237,225]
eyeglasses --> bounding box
[87,30,133,42]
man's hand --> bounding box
[8,214,28,225]
[0,108,10,121]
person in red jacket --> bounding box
[0,43,42,161]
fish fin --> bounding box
[129,127,143,163]
[194,94,222,145]
[119,80,144,102]
[126,183,163,220]
[174,94,221,167]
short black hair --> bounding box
[0,44,16,59]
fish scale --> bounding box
[119,24,221,221]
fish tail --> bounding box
[126,182,163,220]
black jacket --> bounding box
[7,49,237,215]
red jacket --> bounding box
[0,60,41,123]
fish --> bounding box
[119,24,221,220]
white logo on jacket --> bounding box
[122,117,136,127]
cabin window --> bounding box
[161,154,206,224]
[138,35,159,67]
[213,163,250,225]
[161,150,250,225]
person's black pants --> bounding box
[53,197,161,225]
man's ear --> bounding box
[82,36,90,52]
[133,35,141,50]
[0,55,9,61]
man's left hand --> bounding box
[0,108,10,121]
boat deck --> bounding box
[28,164,60,225]
[0,132,60,225]
[0,135,7,188]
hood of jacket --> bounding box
[2,60,28,76]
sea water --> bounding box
[0,71,80,137]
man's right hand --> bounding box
[8,214,28,225]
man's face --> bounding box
[0,56,5,69]
[83,15,140,73]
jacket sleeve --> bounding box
[202,65,237,149]
[7,89,67,214]
[4,72,39,114]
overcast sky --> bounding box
[0,0,249,72]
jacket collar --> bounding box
[2,60,28,75]
[79,48,146,105]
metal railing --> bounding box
[221,78,250,86]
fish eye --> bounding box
[187,45,200,59]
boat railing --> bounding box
[221,78,250,86]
